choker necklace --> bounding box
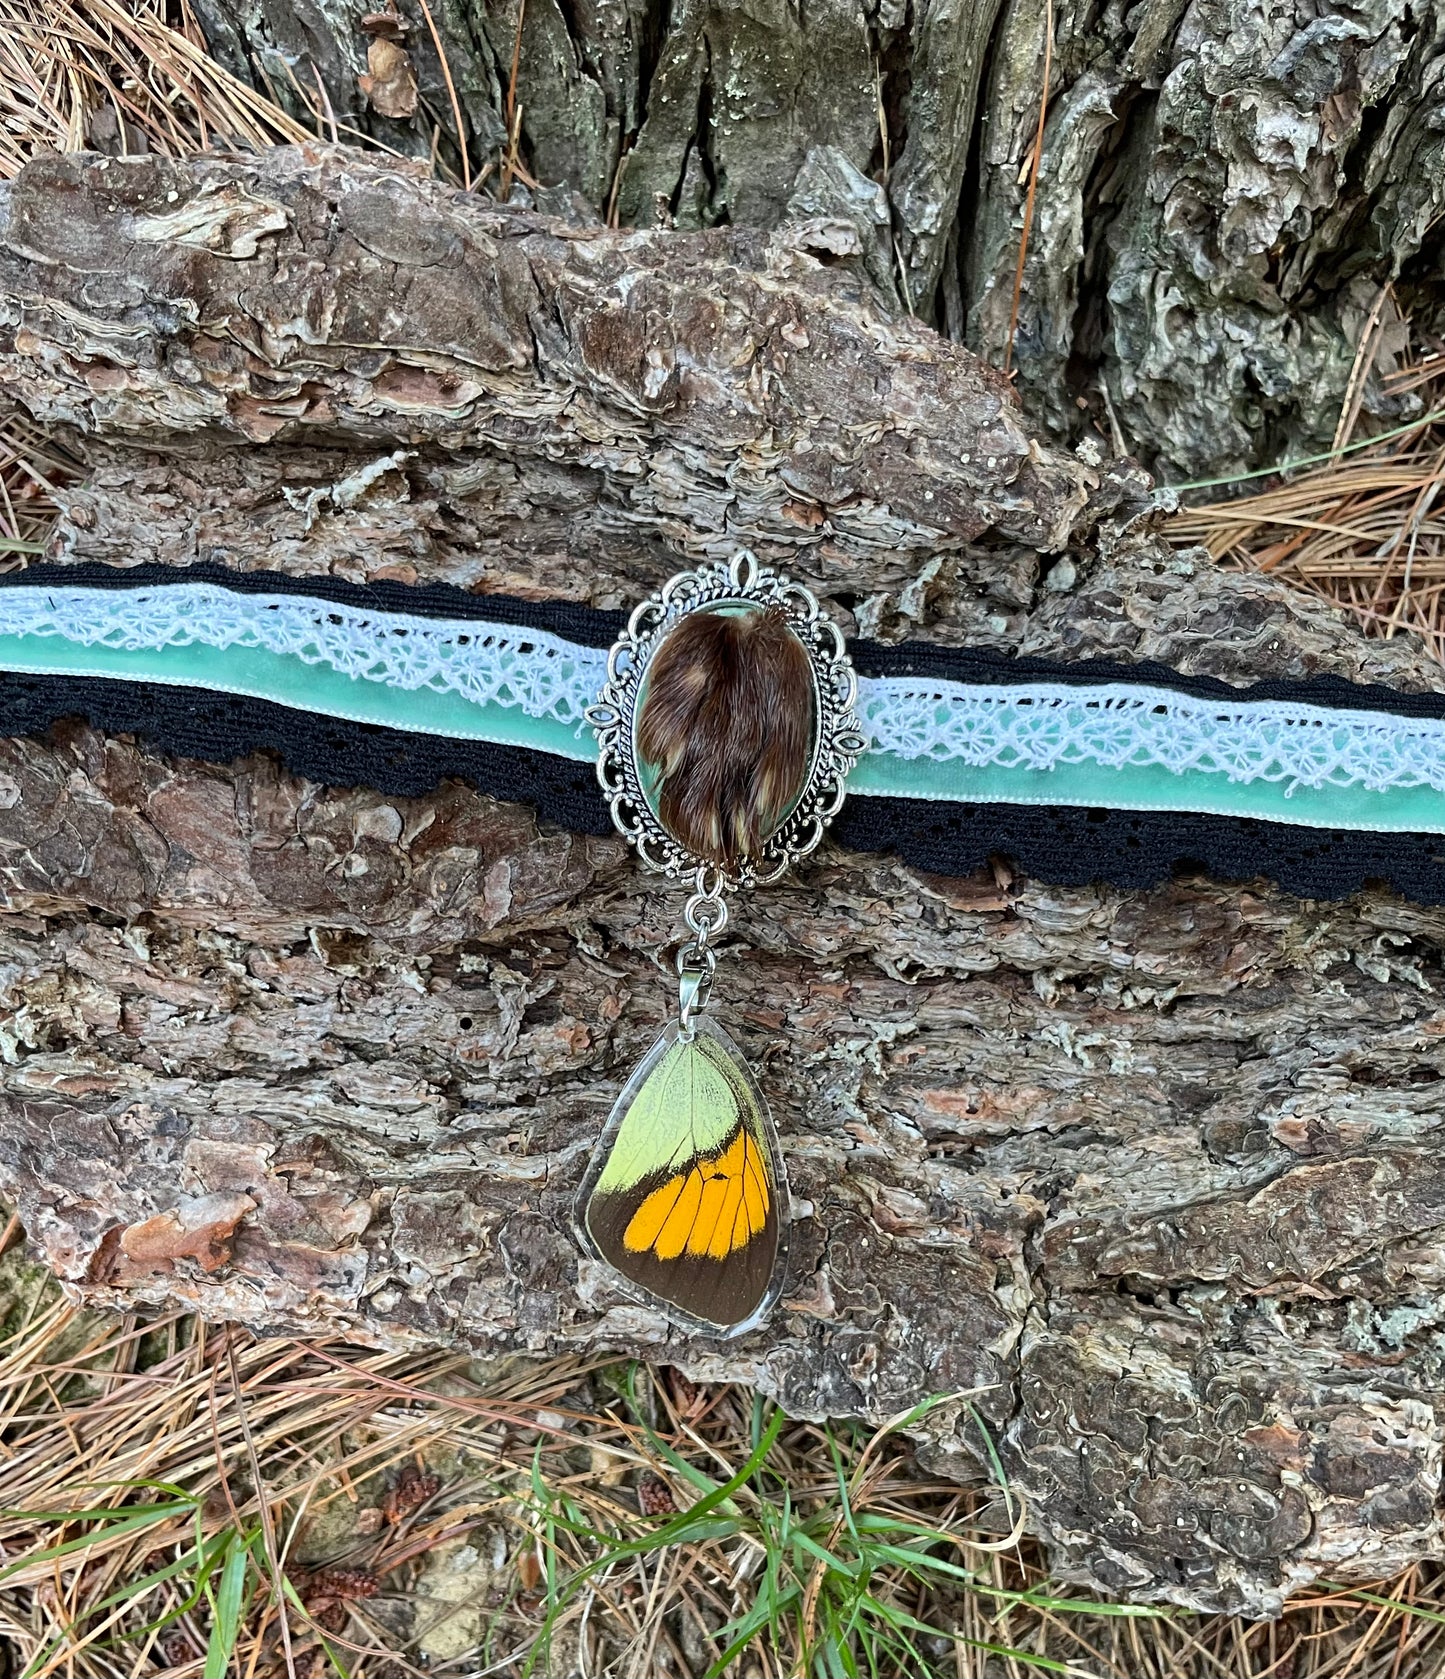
[5,560,1445,910]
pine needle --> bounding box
[0,0,313,175]
[1002,0,1053,379]
[1169,357,1445,665]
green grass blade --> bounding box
[862,1540,976,1584]
[0,1500,195,1522]
[530,1408,789,1678]
[1172,406,1445,493]
[62,1480,195,1500]
[862,1542,1161,1617]
[825,1429,861,1547]
[964,1402,1016,1524]
[0,1508,193,1585]
[1316,1583,1445,1627]
[953,1634,1073,1674]
[624,1363,728,1502]
[203,1535,252,1679]
[79,1530,232,1619]
[570,1404,784,1584]
[707,1586,805,1679]
[790,1528,858,1578]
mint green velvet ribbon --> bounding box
[2,627,1443,835]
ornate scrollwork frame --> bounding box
[586,550,865,888]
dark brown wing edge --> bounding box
[584,1144,780,1332]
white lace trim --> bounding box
[0,582,609,726]
[857,677,1445,795]
[4,582,1445,796]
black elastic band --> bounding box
[833,798,1445,905]
[0,672,615,835]
[850,639,1445,720]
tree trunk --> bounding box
[184,0,1445,485]
[3,146,1445,1613]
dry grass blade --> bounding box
[415,0,470,190]
[5,1251,1445,1677]
[1169,358,1445,664]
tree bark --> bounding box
[182,0,1445,485]
[4,147,1445,1614]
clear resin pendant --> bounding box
[574,1015,789,1337]
[581,551,861,1335]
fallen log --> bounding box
[1,146,1444,1614]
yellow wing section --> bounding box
[622,1128,770,1261]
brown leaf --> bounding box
[358,38,418,119]
[515,1545,543,1594]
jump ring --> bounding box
[684,892,729,941]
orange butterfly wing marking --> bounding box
[622,1130,770,1263]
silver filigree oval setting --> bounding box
[586,551,865,888]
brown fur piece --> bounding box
[637,606,814,868]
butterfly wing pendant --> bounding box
[574,1016,788,1337]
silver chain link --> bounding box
[676,868,729,1036]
